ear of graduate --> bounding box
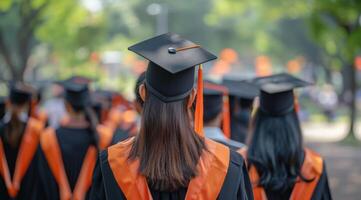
[0,32,331,200]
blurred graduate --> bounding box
[0,82,45,199]
[38,77,114,200]
[223,78,259,143]
[90,33,253,200]
[203,82,245,150]
[91,90,130,144]
[0,96,5,120]
[240,73,332,200]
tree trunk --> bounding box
[349,62,357,137]
[13,67,24,81]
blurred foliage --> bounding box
[205,0,361,135]
[0,1,360,108]
[0,0,359,135]
[0,0,360,79]
[0,0,106,81]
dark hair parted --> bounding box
[247,109,309,192]
[129,85,205,191]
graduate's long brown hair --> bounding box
[129,85,205,191]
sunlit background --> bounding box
[0,0,361,198]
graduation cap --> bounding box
[203,82,231,138]
[222,78,259,100]
[129,33,217,135]
[8,82,32,105]
[252,73,312,115]
[60,80,90,107]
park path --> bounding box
[308,142,361,200]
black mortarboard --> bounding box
[60,80,90,107]
[252,73,311,115]
[222,78,259,100]
[128,33,217,102]
[129,33,217,135]
[9,82,32,105]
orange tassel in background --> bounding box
[194,65,204,136]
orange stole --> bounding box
[40,125,113,200]
[33,110,48,126]
[104,108,122,130]
[238,148,323,200]
[107,137,230,200]
[0,118,43,198]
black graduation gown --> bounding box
[265,162,332,200]
[38,127,94,200]
[0,122,45,200]
[111,127,130,145]
[230,112,249,143]
[89,150,254,200]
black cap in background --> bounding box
[60,79,90,107]
[9,82,32,105]
[252,73,312,115]
[222,78,259,100]
[128,33,217,102]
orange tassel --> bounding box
[30,99,37,118]
[222,96,231,139]
[194,65,204,136]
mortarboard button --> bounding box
[168,47,176,54]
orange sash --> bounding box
[107,137,230,200]
[33,110,48,125]
[0,118,43,198]
[105,108,138,136]
[97,125,114,150]
[239,148,323,200]
[40,125,113,200]
[105,108,122,129]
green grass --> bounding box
[340,133,361,147]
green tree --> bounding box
[0,0,105,81]
[205,0,361,136]
[309,0,361,137]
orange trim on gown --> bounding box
[238,148,323,200]
[40,125,113,200]
[0,118,43,198]
[107,137,230,200]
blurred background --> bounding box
[0,0,360,198]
